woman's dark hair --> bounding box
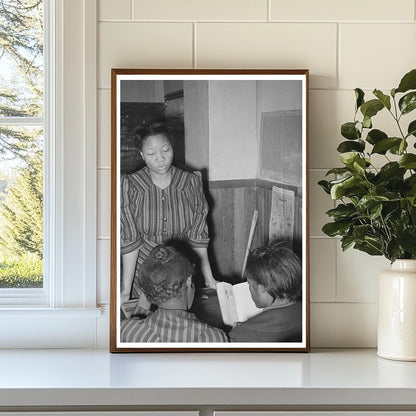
[138,244,194,304]
[245,242,302,302]
[135,122,173,152]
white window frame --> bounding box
[0,0,101,348]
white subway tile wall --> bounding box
[270,0,414,22]
[131,0,269,21]
[97,169,111,239]
[311,303,378,347]
[99,0,131,21]
[97,89,111,168]
[310,239,337,302]
[96,0,416,347]
[97,239,110,305]
[339,24,416,90]
[98,22,193,88]
[196,23,338,89]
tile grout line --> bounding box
[333,230,339,303]
[336,22,340,90]
[193,22,197,68]
[311,301,378,305]
[97,19,416,24]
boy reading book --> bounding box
[229,242,302,343]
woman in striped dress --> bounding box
[120,123,216,305]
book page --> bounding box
[233,282,263,322]
[216,281,239,326]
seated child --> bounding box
[121,244,229,343]
[229,242,302,343]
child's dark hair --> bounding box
[138,244,194,304]
[135,122,172,152]
[245,242,302,302]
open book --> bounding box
[216,281,263,326]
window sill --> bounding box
[0,349,415,411]
[0,307,103,348]
[0,306,102,316]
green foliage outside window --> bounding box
[0,0,44,288]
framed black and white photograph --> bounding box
[110,69,310,352]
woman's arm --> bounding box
[193,246,217,288]
[121,247,140,304]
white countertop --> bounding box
[0,348,416,408]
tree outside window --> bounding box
[0,0,44,288]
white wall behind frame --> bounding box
[96,0,416,348]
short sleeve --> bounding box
[120,175,142,254]
[187,171,210,248]
[197,327,229,342]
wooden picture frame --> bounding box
[110,69,310,352]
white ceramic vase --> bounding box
[378,259,416,361]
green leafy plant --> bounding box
[319,69,416,262]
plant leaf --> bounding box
[386,240,403,263]
[395,69,416,94]
[326,203,357,220]
[399,92,416,115]
[322,221,351,237]
[325,167,352,176]
[389,139,408,155]
[354,241,383,256]
[399,139,407,154]
[371,137,402,154]
[398,227,416,255]
[341,122,360,140]
[399,154,416,169]
[360,99,384,119]
[363,116,372,129]
[339,152,360,167]
[407,120,416,138]
[337,140,365,153]
[366,129,387,145]
[338,152,354,166]
[378,162,406,181]
[373,89,391,110]
[341,235,355,251]
[357,195,389,212]
[318,180,331,194]
[330,176,355,199]
[355,88,365,110]
[353,158,366,174]
[369,203,383,220]
[330,175,367,200]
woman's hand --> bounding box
[120,291,131,305]
[193,246,219,289]
[121,247,140,304]
[204,276,219,289]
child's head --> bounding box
[245,242,302,308]
[138,244,194,305]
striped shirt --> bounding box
[120,166,210,298]
[120,309,229,343]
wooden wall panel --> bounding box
[233,186,258,278]
[207,179,302,283]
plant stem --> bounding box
[390,97,406,139]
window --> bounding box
[0,0,100,348]
[0,0,46,303]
